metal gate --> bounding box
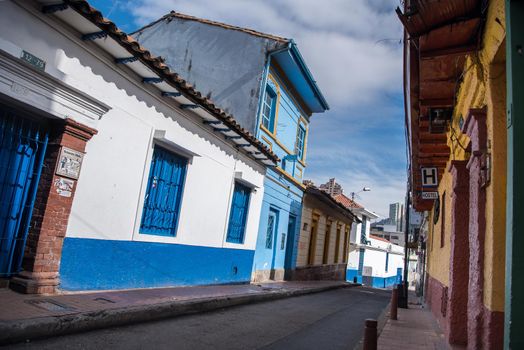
[0,106,48,277]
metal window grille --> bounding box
[140,145,187,236]
[0,108,48,277]
[226,182,251,244]
[265,211,276,249]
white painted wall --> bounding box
[364,238,404,278]
[349,209,377,244]
[347,207,404,278]
[0,1,266,251]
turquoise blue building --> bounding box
[251,45,329,281]
[135,13,328,282]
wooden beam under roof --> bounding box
[419,132,448,141]
[421,44,479,59]
[419,144,450,154]
[419,18,481,53]
[419,98,455,107]
[397,0,481,37]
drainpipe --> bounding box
[399,185,411,309]
[255,43,292,140]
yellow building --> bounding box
[399,0,506,348]
[292,187,357,280]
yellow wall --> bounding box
[296,195,352,267]
[426,170,452,287]
[426,0,507,312]
[453,0,506,313]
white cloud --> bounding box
[122,0,407,214]
[126,0,403,109]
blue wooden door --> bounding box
[0,109,48,277]
[396,267,403,284]
[266,209,279,271]
[140,146,187,236]
[226,182,251,243]
[284,215,296,270]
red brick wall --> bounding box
[289,263,347,281]
[11,119,96,294]
[426,275,448,336]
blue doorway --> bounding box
[266,208,279,279]
[0,107,48,277]
[284,214,296,271]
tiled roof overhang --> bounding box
[38,0,279,166]
[305,187,361,223]
[397,0,484,211]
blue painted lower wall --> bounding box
[60,237,255,291]
[346,269,402,289]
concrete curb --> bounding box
[0,283,359,345]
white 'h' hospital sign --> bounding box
[421,167,438,187]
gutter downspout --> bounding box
[255,43,291,140]
[400,17,411,309]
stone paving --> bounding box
[378,298,452,350]
[0,280,348,322]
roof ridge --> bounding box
[133,10,289,43]
[65,0,279,164]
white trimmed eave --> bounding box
[38,2,277,167]
[350,241,404,255]
[353,207,380,220]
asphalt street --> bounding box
[5,286,390,350]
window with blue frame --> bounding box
[140,145,188,236]
[358,248,365,275]
[265,209,278,249]
[295,125,306,160]
[226,182,251,244]
[360,216,368,244]
[261,86,276,133]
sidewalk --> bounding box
[378,296,450,350]
[0,280,354,345]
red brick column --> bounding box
[10,119,96,294]
[447,160,469,345]
[463,108,487,350]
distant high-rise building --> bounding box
[388,202,404,231]
[398,203,404,232]
[319,178,343,196]
[389,203,400,225]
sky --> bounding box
[89,0,407,218]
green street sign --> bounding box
[20,50,46,71]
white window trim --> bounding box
[131,129,195,243]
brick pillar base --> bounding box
[10,119,96,294]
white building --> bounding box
[370,225,406,246]
[334,194,405,288]
[0,0,278,293]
